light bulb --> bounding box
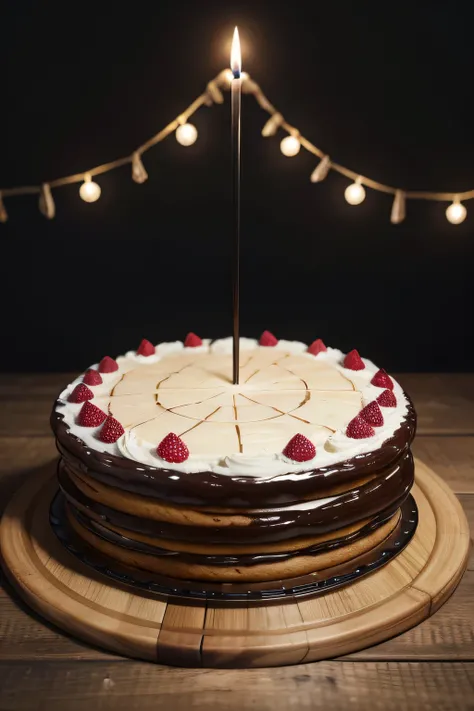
[280,135,300,157]
[176,123,198,146]
[79,176,101,203]
[446,200,467,225]
[345,179,366,206]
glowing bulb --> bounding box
[79,175,101,203]
[446,200,467,225]
[176,123,198,146]
[344,178,366,206]
[280,135,300,157]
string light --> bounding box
[310,155,331,183]
[206,80,224,105]
[262,112,283,137]
[280,135,301,157]
[1,67,473,225]
[241,72,258,95]
[38,183,55,218]
[344,177,366,206]
[0,192,7,223]
[176,123,198,146]
[79,174,101,203]
[390,190,406,224]
[446,199,467,225]
[131,152,148,184]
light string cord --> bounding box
[0,68,472,225]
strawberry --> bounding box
[184,332,203,348]
[98,356,119,373]
[377,389,397,407]
[371,368,394,390]
[83,369,103,386]
[259,330,278,347]
[346,415,375,439]
[68,383,94,403]
[307,339,327,356]
[77,401,107,427]
[99,416,124,443]
[157,433,189,463]
[360,401,384,427]
[283,434,316,462]
[343,349,365,370]
[137,338,155,356]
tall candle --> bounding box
[231,27,242,385]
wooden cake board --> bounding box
[0,459,470,668]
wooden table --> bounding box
[0,373,473,710]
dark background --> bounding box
[1,1,473,373]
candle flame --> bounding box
[230,26,241,78]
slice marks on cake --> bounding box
[104,394,162,429]
[156,388,225,414]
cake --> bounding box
[51,333,416,584]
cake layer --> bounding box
[79,513,378,555]
[58,449,413,544]
[66,502,400,582]
[66,501,399,565]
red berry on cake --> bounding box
[346,416,375,439]
[136,339,155,356]
[77,401,107,427]
[377,389,397,407]
[371,369,394,390]
[307,339,327,356]
[259,330,278,347]
[184,332,203,348]
[157,433,190,463]
[68,383,94,403]
[360,401,384,427]
[98,356,119,373]
[83,369,103,386]
[99,416,124,443]
[283,434,316,462]
[343,349,365,370]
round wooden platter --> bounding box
[0,459,470,668]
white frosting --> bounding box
[55,337,409,479]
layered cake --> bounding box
[51,333,416,584]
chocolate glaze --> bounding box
[50,489,418,600]
[58,449,414,544]
[68,501,399,567]
[51,397,416,508]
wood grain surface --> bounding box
[0,373,473,709]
